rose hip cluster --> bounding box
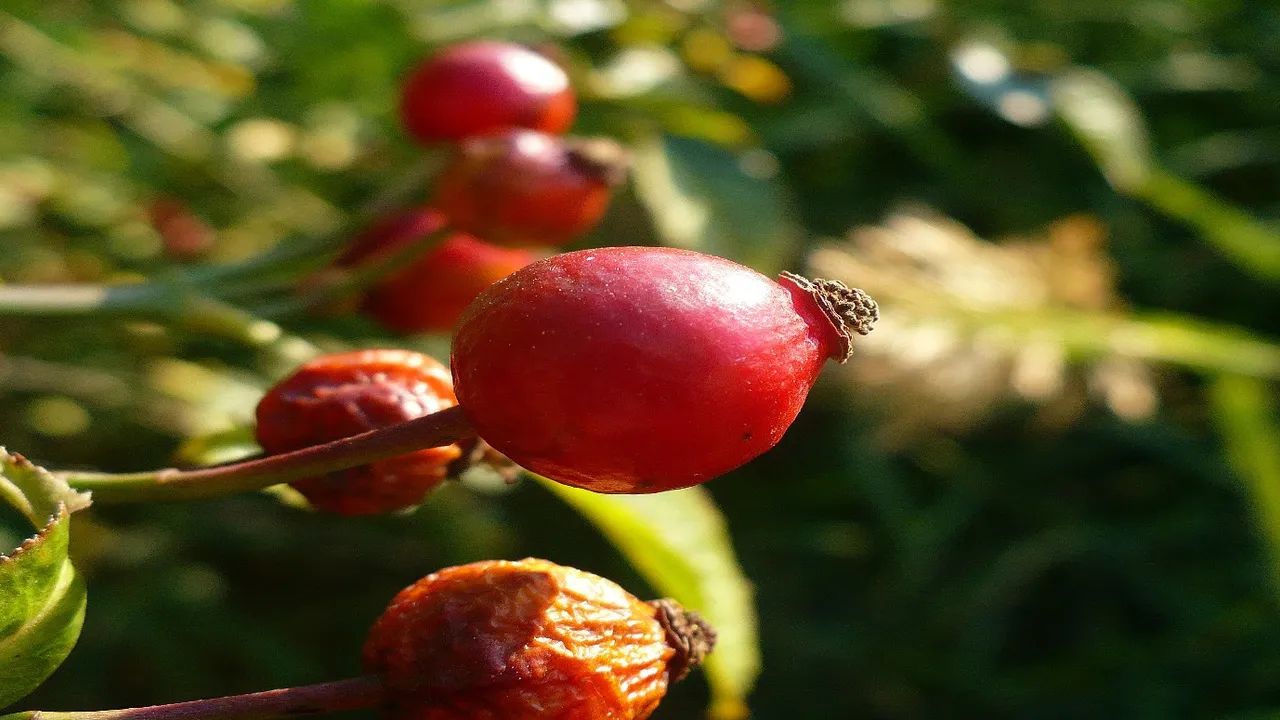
[246,37,877,720]
[328,40,625,335]
[258,39,878,515]
[258,246,877,513]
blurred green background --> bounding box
[3,0,1280,718]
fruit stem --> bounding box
[59,405,476,503]
[0,675,385,720]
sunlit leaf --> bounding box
[535,477,759,720]
[1050,68,1153,192]
[0,450,89,710]
[631,133,799,275]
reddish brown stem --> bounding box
[60,406,476,503]
[0,676,384,720]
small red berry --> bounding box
[450,247,877,493]
[364,235,538,334]
[362,558,715,720]
[337,207,449,267]
[254,349,462,515]
[399,41,576,144]
[432,130,627,248]
[147,197,215,261]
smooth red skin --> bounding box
[432,130,612,248]
[400,41,576,144]
[364,235,537,334]
[254,349,461,515]
[450,247,838,493]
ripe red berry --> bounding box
[363,234,537,334]
[363,558,714,720]
[399,41,576,144]
[254,349,462,515]
[432,130,627,247]
[337,207,449,267]
[450,247,877,493]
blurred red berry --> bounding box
[450,247,878,493]
[254,349,461,515]
[147,197,215,261]
[337,207,449,267]
[432,130,627,247]
[725,3,782,52]
[363,234,538,334]
[400,41,576,144]
[363,557,715,720]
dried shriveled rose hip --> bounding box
[400,41,576,144]
[364,234,538,334]
[363,558,714,720]
[254,349,462,515]
[432,130,627,247]
[451,247,877,493]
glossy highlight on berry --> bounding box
[432,130,627,247]
[400,41,576,144]
[450,246,877,494]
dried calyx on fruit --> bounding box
[400,40,576,144]
[254,349,461,515]
[450,246,877,494]
[363,558,715,720]
[432,130,628,247]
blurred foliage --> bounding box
[1,0,1280,718]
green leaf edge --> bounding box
[533,476,760,720]
[0,505,88,710]
[0,450,91,710]
[0,449,92,529]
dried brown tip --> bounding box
[566,137,631,187]
[649,598,717,683]
[779,271,878,363]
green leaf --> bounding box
[534,477,759,720]
[1050,69,1280,281]
[0,450,90,710]
[1209,375,1280,600]
[0,450,91,530]
[1050,68,1154,193]
[631,133,800,275]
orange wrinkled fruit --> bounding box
[363,558,715,720]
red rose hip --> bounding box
[432,130,626,247]
[336,207,448,267]
[362,558,714,720]
[255,349,462,515]
[364,234,538,334]
[400,41,576,144]
[450,247,877,493]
